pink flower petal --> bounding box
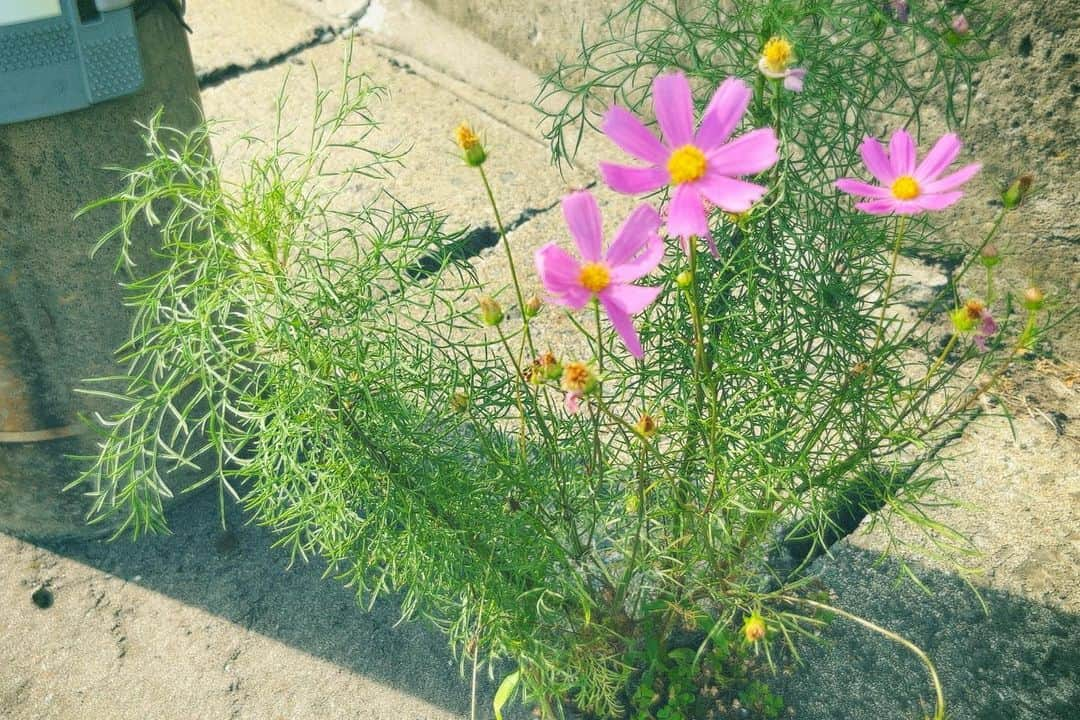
[705,128,779,177]
[599,292,646,358]
[605,203,662,267]
[835,178,891,198]
[564,391,583,414]
[695,76,751,149]
[602,105,668,164]
[853,198,900,215]
[561,191,604,262]
[783,68,806,92]
[914,191,964,212]
[696,174,767,213]
[609,238,664,284]
[535,243,590,310]
[652,72,695,147]
[859,136,895,184]
[888,129,916,176]
[666,184,710,238]
[602,283,662,315]
[914,133,961,183]
[600,162,669,195]
[922,163,981,194]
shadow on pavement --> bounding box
[31,488,512,718]
[774,543,1079,720]
[24,492,1079,720]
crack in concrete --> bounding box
[409,180,597,281]
[197,1,373,90]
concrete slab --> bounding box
[185,0,333,80]
[0,490,498,720]
[198,36,592,256]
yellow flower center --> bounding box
[762,37,793,74]
[891,175,920,200]
[579,262,611,293]
[667,145,707,185]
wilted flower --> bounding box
[561,361,598,414]
[633,412,659,438]
[950,299,997,351]
[757,37,807,92]
[599,72,778,250]
[535,191,664,358]
[743,612,767,643]
[454,122,486,166]
[527,352,563,384]
[835,130,981,214]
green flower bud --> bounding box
[979,244,1001,268]
[478,295,504,326]
[524,295,543,318]
[1002,174,1033,210]
[1022,286,1045,312]
[675,270,693,288]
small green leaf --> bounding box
[493,669,520,720]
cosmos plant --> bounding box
[76,2,1053,720]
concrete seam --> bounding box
[196,1,374,90]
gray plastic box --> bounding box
[0,0,143,125]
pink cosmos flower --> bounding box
[534,191,664,359]
[599,72,779,249]
[835,130,981,215]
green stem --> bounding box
[921,332,959,395]
[593,301,605,485]
[873,215,907,354]
[478,164,534,357]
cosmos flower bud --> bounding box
[1022,286,1045,311]
[454,123,487,167]
[633,413,659,439]
[675,271,693,288]
[1002,174,1034,210]
[451,391,469,413]
[477,295,504,326]
[951,14,970,35]
[743,612,767,643]
[979,244,1001,268]
[524,295,543,318]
